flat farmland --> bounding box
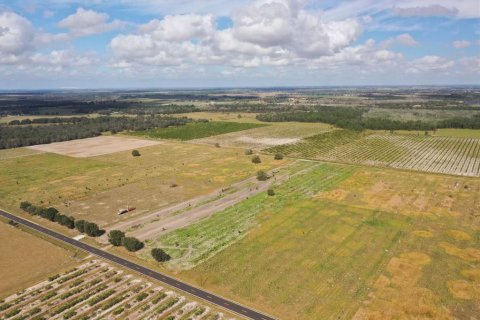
[28,135,162,158]
[178,111,262,123]
[130,121,266,140]
[192,122,334,149]
[0,222,82,297]
[0,141,286,226]
[267,130,480,176]
[173,164,480,320]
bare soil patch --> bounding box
[28,136,161,157]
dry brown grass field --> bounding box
[0,140,287,227]
[0,222,82,297]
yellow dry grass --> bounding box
[0,222,80,297]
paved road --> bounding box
[0,209,275,320]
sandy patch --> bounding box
[317,188,348,201]
[28,135,162,157]
[387,252,431,287]
[235,136,300,146]
[354,251,453,320]
[447,280,479,300]
[446,230,472,241]
[413,230,434,238]
[462,269,480,282]
[439,242,480,262]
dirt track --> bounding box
[105,161,312,241]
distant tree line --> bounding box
[256,107,480,131]
[20,201,103,236]
[0,116,191,149]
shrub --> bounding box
[108,230,125,246]
[267,189,275,196]
[132,150,141,157]
[274,153,283,160]
[244,149,253,155]
[256,170,269,181]
[151,248,171,262]
[251,155,261,163]
[136,292,149,302]
[122,237,144,252]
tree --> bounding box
[43,207,59,221]
[251,155,261,164]
[274,153,283,160]
[151,248,171,262]
[244,149,253,155]
[75,220,87,233]
[108,230,125,246]
[256,170,268,181]
[267,188,275,196]
[84,222,100,237]
[122,237,144,252]
[132,150,141,157]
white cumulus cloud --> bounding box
[58,8,125,37]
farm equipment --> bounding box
[118,206,136,215]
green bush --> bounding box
[274,153,283,160]
[251,155,261,164]
[132,150,141,157]
[151,248,171,262]
[108,230,125,246]
[122,237,144,252]
[244,149,253,155]
[267,189,275,196]
[256,170,269,181]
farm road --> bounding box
[110,161,316,241]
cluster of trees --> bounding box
[20,202,75,229]
[107,230,144,252]
[0,116,190,149]
[20,202,103,236]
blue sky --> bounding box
[0,0,478,89]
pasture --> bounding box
[159,163,480,320]
[267,130,480,176]
[0,141,285,226]
[0,222,81,297]
[130,121,265,140]
[28,136,162,157]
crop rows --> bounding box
[0,260,233,320]
[266,131,480,177]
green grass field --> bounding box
[142,161,347,268]
[130,121,266,140]
[171,164,480,320]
